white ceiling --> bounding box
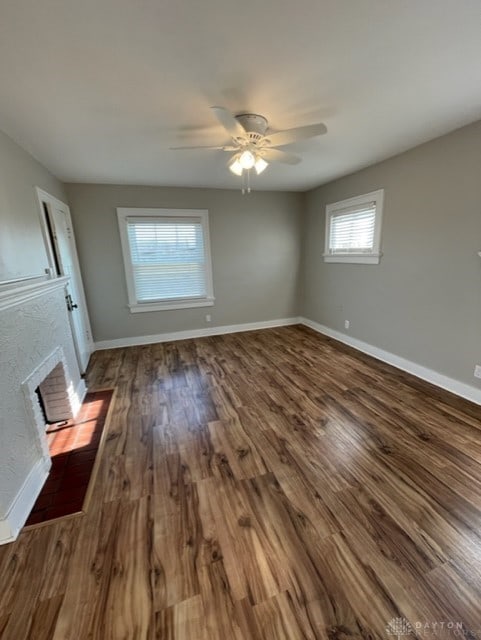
[1,0,481,191]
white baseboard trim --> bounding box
[94,317,300,350]
[93,314,480,405]
[0,456,51,545]
[300,317,481,406]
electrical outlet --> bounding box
[205,314,211,323]
[344,320,350,330]
[474,365,481,379]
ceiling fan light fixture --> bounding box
[254,157,268,175]
[172,108,327,191]
[239,149,256,170]
[229,157,243,176]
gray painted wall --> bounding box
[0,129,67,281]
[302,119,481,388]
[1,118,480,391]
[65,184,303,342]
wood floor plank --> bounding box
[152,455,202,609]
[207,417,270,480]
[155,594,207,640]
[0,613,10,637]
[37,518,81,601]
[25,596,64,640]
[253,591,328,640]
[2,326,481,638]
[199,475,284,604]
[314,532,404,637]
[52,501,121,639]
[274,471,340,541]
[0,530,32,619]
[0,528,51,640]
[239,472,337,605]
[177,424,216,482]
[197,560,246,640]
[102,497,154,639]
[328,484,445,576]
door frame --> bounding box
[35,187,94,369]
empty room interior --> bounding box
[1,1,481,638]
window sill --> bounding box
[323,253,382,264]
[129,297,215,313]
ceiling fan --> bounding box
[171,107,327,192]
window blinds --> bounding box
[328,202,376,254]
[126,217,207,303]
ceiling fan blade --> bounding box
[170,145,237,151]
[263,123,327,148]
[260,148,302,165]
[211,106,248,142]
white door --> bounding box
[37,189,93,373]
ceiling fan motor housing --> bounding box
[235,113,268,141]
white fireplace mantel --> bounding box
[0,275,68,310]
[0,276,86,543]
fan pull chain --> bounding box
[241,169,252,195]
[241,169,251,195]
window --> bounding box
[324,189,384,264]
[117,208,214,312]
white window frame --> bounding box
[117,208,215,313]
[323,189,384,264]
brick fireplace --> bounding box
[0,276,86,543]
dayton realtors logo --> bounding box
[386,618,414,639]
[386,617,472,638]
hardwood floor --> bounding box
[1,325,481,639]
